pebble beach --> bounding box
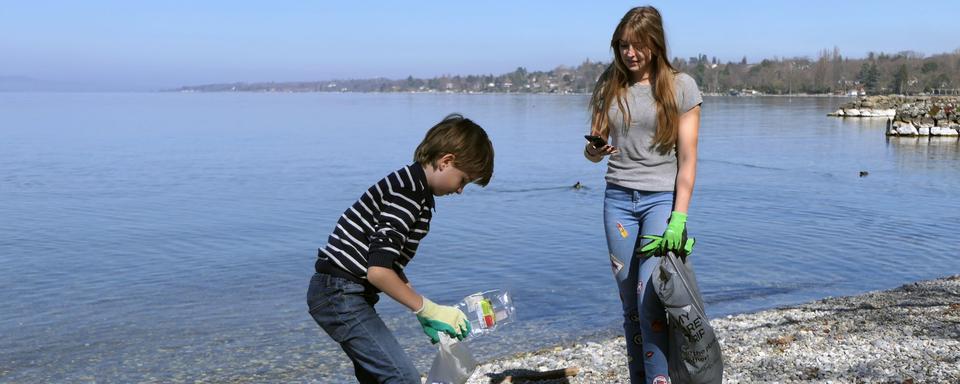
[462,275,960,383]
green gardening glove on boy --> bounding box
[415,297,472,344]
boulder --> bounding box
[895,124,919,136]
[858,108,895,117]
[828,109,844,117]
[844,108,861,116]
[918,126,931,136]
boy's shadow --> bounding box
[484,367,575,383]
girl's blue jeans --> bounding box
[603,183,673,384]
[307,273,421,384]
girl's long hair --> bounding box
[590,6,679,155]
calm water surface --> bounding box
[1,93,958,382]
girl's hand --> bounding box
[661,211,688,253]
[586,143,619,157]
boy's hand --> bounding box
[416,297,471,343]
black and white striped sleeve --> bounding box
[367,170,422,269]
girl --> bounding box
[584,6,702,384]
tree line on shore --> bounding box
[174,48,960,95]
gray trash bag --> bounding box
[426,334,478,384]
[651,251,724,384]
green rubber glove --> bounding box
[662,211,688,253]
[639,235,664,256]
[415,297,471,344]
[639,234,696,257]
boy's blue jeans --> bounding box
[307,273,421,384]
[603,183,672,384]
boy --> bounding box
[308,113,495,383]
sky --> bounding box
[2,1,958,91]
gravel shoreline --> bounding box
[462,275,960,383]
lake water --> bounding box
[1,93,958,383]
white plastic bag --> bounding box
[425,334,478,384]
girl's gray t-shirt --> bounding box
[605,72,702,192]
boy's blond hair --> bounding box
[414,113,494,186]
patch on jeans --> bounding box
[616,222,629,238]
[645,351,655,359]
[652,374,669,384]
[651,319,666,333]
[609,253,624,275]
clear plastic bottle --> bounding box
[454,289,515,338]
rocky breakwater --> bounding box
[829,95,960,137]
[827,96,898,118]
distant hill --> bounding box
[168,48,959,96]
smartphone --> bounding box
[584,135,607,148]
